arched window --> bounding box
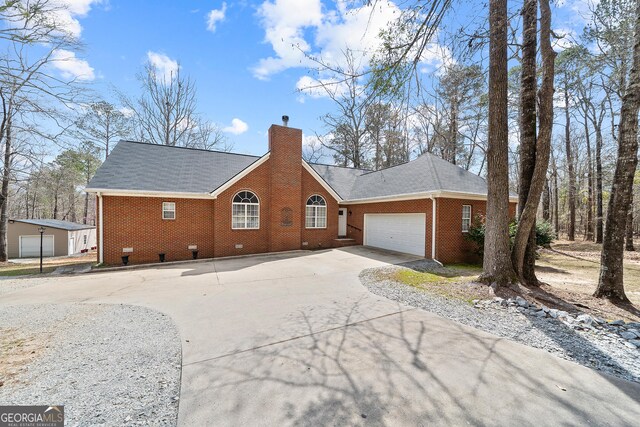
[305,195,327,229]
[232,191,259,229]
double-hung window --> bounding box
[462,205,472,232]
[163,202,176,220]
[232,191,260,229]
[305,195,327,228]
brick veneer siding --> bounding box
[300,168,339,249]
[341,199,434,258]
[434,198,517,264]
[101,195,215,265]
[213,160,271,258]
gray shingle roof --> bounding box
[346,153,492,200]
[308,163,370,199]
[310,153,498,200]
[12,219,95,231]
[88,140,505,201]
[87,140,260,194]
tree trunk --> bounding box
[595,0,640,301]
[584,118,594,241]
[512,0,555,285]
[626,199,636,251]
[480,0,516,287]
[564,82,576,241]
[0,115,11,262]
[553,157,560,235]
[595,123,604,243]
[542,179,551,221]
[514,0,539,285]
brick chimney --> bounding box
[268,122,302,251]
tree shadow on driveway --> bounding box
[178,299,640,426]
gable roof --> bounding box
[87,140,513,202]
[308,163,370,200]
[87,140,260,195]
[11,218,95,231]
[309,153,505,201]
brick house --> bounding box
[86,122,517,266]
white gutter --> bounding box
[341,190,518,205]
[98,192,104,264]
[86,188,214,199]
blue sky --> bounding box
[46,0,592,156]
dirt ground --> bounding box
[533,239,640,322]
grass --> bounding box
[0,265,59,276]
[389,263,487,304]
[0,252,97,277]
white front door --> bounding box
[338,208,347,237]
[364,213,426,256]
[68,237,75,255]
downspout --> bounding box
[430,195,443,266]
[98,192,104,264]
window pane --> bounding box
[317,206,326,228]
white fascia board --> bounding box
[210,153,270,199]
[301,161,343,202]
[85,188,214,199]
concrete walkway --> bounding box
[1,247,638,426]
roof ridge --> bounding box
[308,161,371,172]
[359,159,412,176]
[119,140,261,158]
[422,153,443,190]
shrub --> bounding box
[465,214,556,256]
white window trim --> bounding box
[305,195,327,229]
[163,202,176,220]
[232,191,260,230]
[462,204,472,233]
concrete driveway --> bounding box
[1,247,639,426]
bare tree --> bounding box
[594,0,640,301]
[480,0,516,287]
[123,62,226,149]
[512,0,555,284]
[514,0,539,284]
[0,0,82,261]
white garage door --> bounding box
[364,213,426,256]
[19,235,54,257]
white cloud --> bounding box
[146,51,179,83]
[206,3,227,32]
[51,49,95,81]
[296,75,351,101]
[51,0,102,38]
[223,118,249,135]
[253,0,402,80]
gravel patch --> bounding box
[361,262,640,384]
[0,303,181,426]
[0,276,52,297]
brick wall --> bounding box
[341,199,433,258]
[101,195,214,265]
[213,159,271,258]
[435,198,517,264]
[300,168,339,249]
